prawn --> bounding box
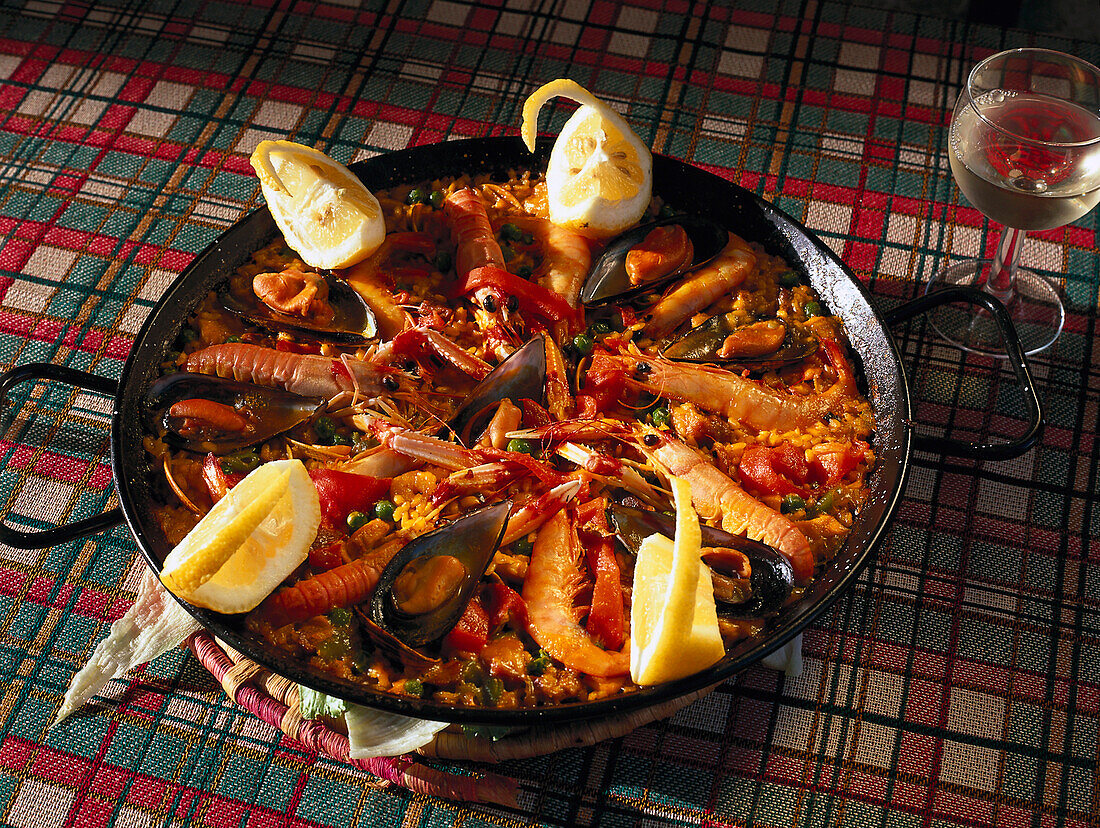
[604,337,859,432]
[644,233,756,339]
[185,343,395,400]
[522,510,630,677]
[342,231,433,339]
[641,428,814,583]
[495,216,591,311]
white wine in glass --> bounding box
[925,48,1100,356]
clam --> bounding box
[368,501,511,649]
[219,269,378,345]
[661,313,819,370]
[607,503,793,617]
[580,215,728,306]
[145,373,324,453]
[446,334,546,444]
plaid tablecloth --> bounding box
[1,1,1098,826]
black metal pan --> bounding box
[0,137,1043,725]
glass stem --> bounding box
[985,226,1026,303]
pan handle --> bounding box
[883,285,1043,460]
[0,363,124,549]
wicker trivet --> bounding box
[189,632,713,804]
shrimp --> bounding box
[603,337,860,432]
[641,428,814,583]
[185,343,395,399]
[444,188,504,277]
[496,216,591,310]
[644,233,756,339]
[522,510,630,676]
[342,231,432,339]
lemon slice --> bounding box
[630,476,725,685]
[250,140,385,270]
[521,79,652,238]
[161,459,320,614]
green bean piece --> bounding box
[780,493,806,514]
[483,677,504,705]
[816,490,836,513]
[373,499,396,522]
[461,659,484,683]
[346,510,371,533]
[404,678,425,698]
[527,650,551,676]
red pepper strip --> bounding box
[583,533,626,650]
[308,540,345,571]
[309,469,390,531]
[275,339,322,355]
[809,439,870,487]
[387,231,436,255]
[519,398,552,429]
[443,595,489,653]
[476,446,566,486]
[201,453,243,503]
[460,265,579,326]
[738,444,809,498]
[486,582,528,630]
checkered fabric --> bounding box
[0,0,1097,826]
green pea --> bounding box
[179,327,200,344]
[572,333,594,356]
[511,537,533,557]
[501,244,515,262]
[461,659,484,683]
[506,438,538,457]
[591,320,612,336]
[433,250,452,272]
[483,677,504,705]
[428,190,444,209]
[520,232,534,245]
[328,607,352,627]
[346,510,371,533]
[406,187,426,205]
[780,494,806,514]
[804,300,823,317]
[318,631,350,659]
[314,416,337,443]
[816,490,836,513]
[163,349,182,365]
[658,203,677,219]
[527,650,551,676]
[778,269,800,287]
[651,403,670,429]
[373,499,396,522]
[500,222,522,241]
[404,678,425,698]
[226,334,242,343]
[515,264,533,278]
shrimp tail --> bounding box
[260,558,382,628]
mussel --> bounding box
[445,335,546,444]
[580,215,728,306]
[145,373,324,453]
[607,503,794,617]
[369,500,511,650]
[661,313,819,370]
[219,270,378,345]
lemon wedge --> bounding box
[521,79,652,238]
[250,140,385,270]
[160,459,320,614]
[630,477,725,685]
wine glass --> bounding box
[924,48,1100,356]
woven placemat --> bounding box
[188,632,713,805]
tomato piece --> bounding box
[810,439,869,486]
[308,540,344,571]
[580,352,628,415]
[738,444,808,497]
[309,469,390,531]
[443,596,489,653]
[274,339,322,355]
[485,582,528,630]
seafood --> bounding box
[640,428,814,583]
[580,215,728,305]
[644,233,756,339]
[494,215,591,311]
[662,314,819,369]
[446,334,546,444]
[604,336,859,433]
[185,343,396,399]
[146,373,324,453]
[522,510,630,677]
[220,269,378,345]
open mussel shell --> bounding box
[369,500,511,650]
[580,214,728,306]
[661,313,819,370]
[219,273,378,345]
[145,373,325,453]
[445,335,545,444]
[607,503,794,617]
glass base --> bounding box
[924,259,1064,357]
